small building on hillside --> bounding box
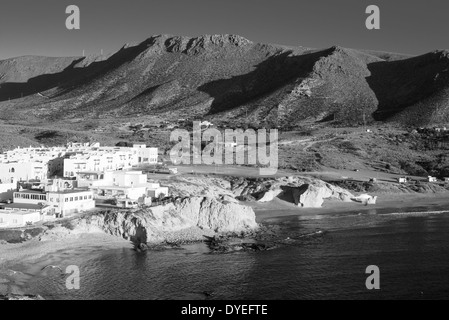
[428,176,437,183]
[398,177,407,184]
[444,177,449,183]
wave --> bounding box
[382,210,449,216]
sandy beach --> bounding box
[0,232,132,296]
[250,192,449,221]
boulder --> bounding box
[219,194,238,203]
[292,184,326,208]
[257,188,283,202]
[352,194,378,205]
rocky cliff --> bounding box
[165,175,354,208]
[70,196,258,244]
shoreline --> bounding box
[0,232,132,296]
[0,192,446,263]
[250,192,449,220]
[0,191,448,296]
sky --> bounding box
[0,0,448,59]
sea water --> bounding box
[15,208,449,300]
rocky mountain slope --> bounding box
[0,34,448,127]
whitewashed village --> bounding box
[0,142,170,228]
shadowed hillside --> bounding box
[0,34,448,127]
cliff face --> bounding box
[73,196,258,244]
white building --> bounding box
[133,144,158,163]
[0,143,158,181]
[45,179,95,217]
[5,189,52,221]
[13,190,47,205]
[146,182,169,198]
[398,177,407,184]
[63,145,158,178]
[428,176,437,183]
[0,161,48,183]
[84,171,168,201]
[0,209,41,228]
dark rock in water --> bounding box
[0,294,44,300]
[241,243,271,251]
[134,242,149,252]
[204,234,275,253]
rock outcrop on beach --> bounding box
[70,196,258,245]
[228,176,354,208]
[164,175,354,208]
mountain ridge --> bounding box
[0,34,448,127]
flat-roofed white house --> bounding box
[87,171,168,202]
[90,171,148,201]
[75,172,105,188]
[0,203,54,222]
[0,209,41,228]
[5,189,53,221]
[133,144,158,164]
[0,161,48,183]
[45,179,95,217]
[46,189,95,217]
[13,190,47,205]
[428,176,437,183]
[146,182,169,199]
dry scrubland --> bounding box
[0,34,448,173]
